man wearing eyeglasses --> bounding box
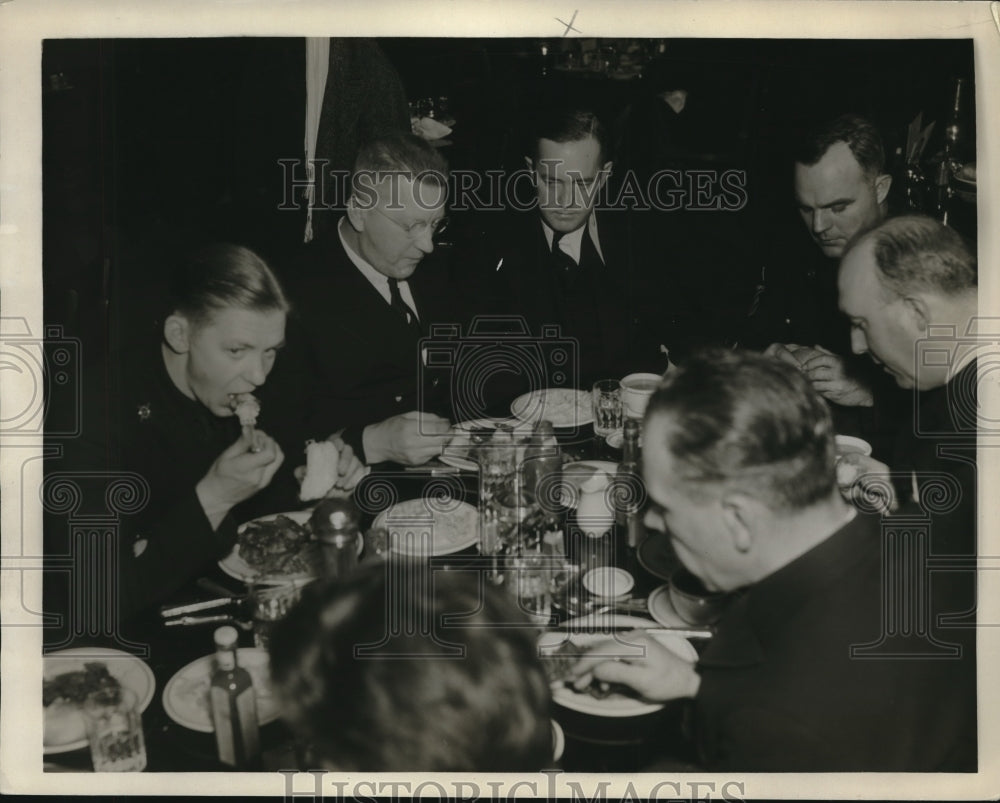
[475,107,669,390]
[263,133,456,466]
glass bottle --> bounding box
[614,419,645,576]
[311,497,360,581]
[209,625,260,769]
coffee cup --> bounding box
[620,372,661,420]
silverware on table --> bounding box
[159,597,243,618]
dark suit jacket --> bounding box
[694,511,976,771]
[262,229,459,462]
[469,210,678,390]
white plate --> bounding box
[374,498,480,556]
[560,460,618,508]
[221,510,361,585]
[538,615,697,717]
[604,430,644,450]
[162,647,279,733]
[43,648,156,754]
[511,389,594,428]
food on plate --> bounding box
[379,498,479,554]
[445,419,550,466]
[299,440,341,501]
[540,640,636,700]
[43,662,122,745]
[238,515,321,576]
[513,388,591,426]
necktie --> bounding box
[550,230,578,274]
[388,278,421,334]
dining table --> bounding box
[42,416,714,774]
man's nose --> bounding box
[414,226,435,254]
[246,355,269,386]
[643,508,665,533]
[812,209,831,233]
[850,327,868,355]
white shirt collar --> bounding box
[541,212,604,265]
[337,217,418,317]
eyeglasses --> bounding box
[369,205,450,240]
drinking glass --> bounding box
[508,552,552,623]
[592,379,623,437]
[83,687,147,772]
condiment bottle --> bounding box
[615,418,645,576]
[522,420,562,509]
[209,625,260,769]
[311,497,360,580]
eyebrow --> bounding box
[798,196,855,210]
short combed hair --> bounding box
[868,215,977,299]
[795,113,885,179]
[351,132,449,191]
[269,563,552,772]
[531,107,610,164]
[645,349,836,512]
[167,243,289,327]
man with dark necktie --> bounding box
[477,107,668,391]
[262,133,455,466]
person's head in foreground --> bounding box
[344,132,450,281]
[793,113,891,259]
[526,107,613,235]
[838,214,978,391]
[162,243,290,417]
[642,349,845,592]
[269,563,553,771]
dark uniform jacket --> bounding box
[694,511,976,771]
[263,228,460,463]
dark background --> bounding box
[41,36,975,433]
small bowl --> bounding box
[582,566,634,602]
[668,568,729,626]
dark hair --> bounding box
[531,107,610,164]
[167,243,289,327]
[351,132,449,192]
[269,563,552,772]
[645,349,836,512]
[795,113,885,179]
[868,215,977,298]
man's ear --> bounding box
[721,492,756,554]
[163,314,191,354]
[345,195,366,231]
[874,173,892,205]
[903,294,932,333]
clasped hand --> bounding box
[765,343,873,407]
[362,411,452,466]
[566,630,701,702]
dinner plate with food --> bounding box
[510,388,594,429]
[373,498,480,557]
[538,616,697,717]
[162,647,279,733]
[220,510,362,585]
[44,648,156,753]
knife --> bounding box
[159,596,242,618]
[551,624,713,639]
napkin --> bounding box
[412,116,453,141]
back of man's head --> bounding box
[865,215,977,300]
[646,349,837,514]
[795,113,885,179]
[269,563,552,771]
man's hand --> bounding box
[836,453,898,514]
[362,411,452,466]
[197,431,285,528]
[293,435,370,497]
[566,630,701,703]
[763,342,806,369]
[799,346,874,407]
